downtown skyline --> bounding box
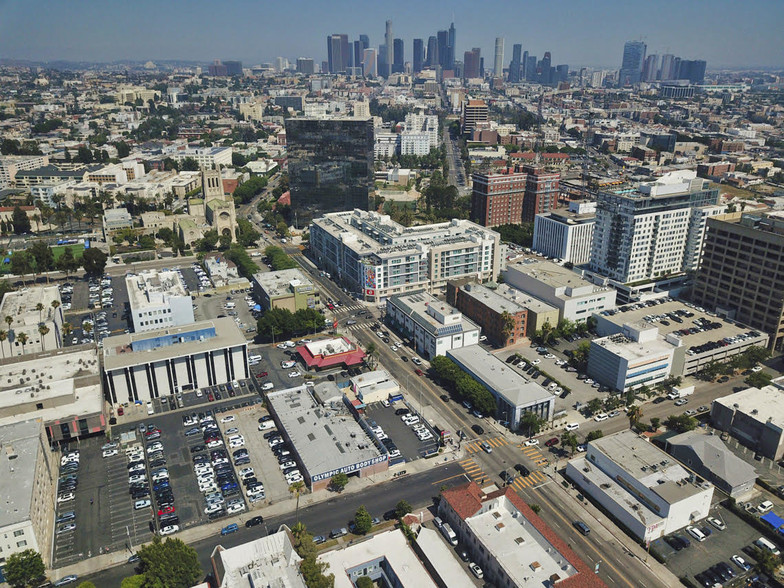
[0,0,782,70]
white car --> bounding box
[220,415,236,423]
[288,371,302,378]
[576,444,587,453]
[584,378,595,385]
[281,360,296,369]
[279,460,297,470]
[57,492,75,503]
[594,413,609,422]
[531,359,541,366]
[708,517,726,531]
[152,472,169,482]
[258,421,275,431]
[147,443,163,453]
[565,423,579,432]
[524,439,539,447]
[128,474,147,484]
[134,499,151,510]
[204,503,223,515]
[207,439,224,449]
[160,525,179,536]
[225,427,239,435]
[284,341,296,348]
[239,467,255,478]
[262,382,274,391]
[751,366,763,373]
[146,401,154,415]
[227,502,246,514]
[229,439,245,449]
[102,448,118,458]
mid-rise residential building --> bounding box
[404,112,439,150]
[521,166,560,223]
[447,280,527,346]
[126,269,194,333]
[286,117,374,226]
[438,481,604,588]
[588,322,679,391]
[566,430,713,542]
[711,385,784,461]
[252,268,320,312]
[400,132,430,156]
[471,166,560,227]
[589,170,720,284]
[202,253,240,287]
[532,201,596,265]
[102,318,249,404]
[0,285,63,355]
[461,99,488,135]
[503,259,616,323]
[310,209,501,303]
[0,420,57,567]
[692,213,784,350]
[211,529,305,588]
[169,146,232,169]
[387,292,480,359]
[374,131,399,159]
[0,154,50,188]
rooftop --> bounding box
[266,385,384,481]
[505,259,605,297]
[713,386,784,431]
[211,529,305,588]
[297,337,365,370]
[126,269,188,310]
[318,529,439,588]
[389,291,479,338]
[103,317,247,371]
[457,282,527,315]
[0,420,43,528]
[254,268,315,298]
[447,346,555,408]
[667,431,757,487]
[495,283,558,314]
[592,328,677,361]
[0,285,61,328]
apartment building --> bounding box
[169,146,232,169]
[310,209,501,304]
[589,170,720,283]
[692,212,784,350]
[532,201,596,265]
[461,99,488,135]
[446,280,527,346]
[0,154,50,188]
[471,165,560,227]
[404,112,439,150]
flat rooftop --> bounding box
[103,317,246,371]
[389,292,479,337]
[0,285,61,328]
[457,282,527,315]
[414,528,475,588]
[592,329,676,361]
[0,420,43,528]
[590,431,709,503]
[126,269,188,309]
[495,283,557,314]
[595,298,765,349]
[212,529,305,588]
[447,346,555,408]
[319,529,438,588]
[266,385,384,480]
[254,268,315,298]
[713,386,784,430]
[506,258,604,294]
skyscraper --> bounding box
[448,22,456,69]
[525,54,537,81]
[676,60,707,83]
[426,36,438,68]
[378,44,388,77]
[362,48,377,77]
[285,118,375,227]
[385,20,394,72]
[354,35,369,72]
[659,54,674,80]
[508,43,522,82]
[296,58,315,75]
[494,38,504,78]
[393,38,404,73]
[619,40,647,86]
[642,54,659,82]
[413,38,424,72]
[437,30,449,68]
[540,52,552,85]
[327,34,350,73]
[464,48,481,79]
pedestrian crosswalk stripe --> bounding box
[487,437,507,447]
[509,470,548,490]
[459,459,474,466]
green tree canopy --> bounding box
[4,549,45,588]
[236,218,260,247]
[232,175,268,204]
[665,414,698,433]
[586,430,604,442]
[10,251,33,278]
[329,472,348,492]
[12,206,31,234]
[81,248,108,277]
[195,229,219,252]
[119,576,145,588]
[56,247,80,275]
[745,371,774,388]
[356,576,374,588]
[264,246,297,270]
[495,223,534,247]
[520,411,545,437]
[137,536,201,588]
[181,157,199,171]
[395,499,413,518]
[353,505,373,535]
[28,241,55,274]
[430,355,496,416]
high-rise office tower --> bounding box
[223,61,243,76]
[461,99,488,135]
[393,38,404,73]
[642,54,659,82]
[385,20,394,71]
[448,22,456,69]
[508,44,522,82]
[619,40,647,86]
[659,54,674,80]
[362,48,377,77]
[676,60,707,83]
[556,64,569,83]
[354,35,369,72]
[378,44,388,77]
[494,38,505,77]
[327,34,350,73]
[285,118,374,227]
[296,58,315,75]
[525,54,537,81]
[464,48,481,79]
[437,30,449,68]
[540,52,552,85]
[426,36,439,67]
[413,38,424,72]
[275,57,288,72]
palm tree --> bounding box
[4,315,12,333]
[36,302,44,324]
[628,404,643,429]
[38,324,50,351]
[289,481,306,523]
[0,329,6,358]
[560,431,579,455]
[62,322,73,339]
[51,299,60,320]
[17,332,28,355]
[82,322,93,337]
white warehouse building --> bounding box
[566,430,714,542]
[102,318,249,404]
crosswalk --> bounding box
[459,458,489,484]
[507,470,549,490]
[464,436,509,453]
[520,444,549,467]
[344,322,373,333]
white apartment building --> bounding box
[683,204,727,272]
[404,112,439,149]
[566,431,713,542]
[589,171,720,283]
[502,258,616,323]
[400,132,430,156]
[532,201,596,265]
[310,209,501,304]
[386,292,480,360]
[0,286,63,355]
[169,146,232,169]
[126,269,194,333]
[374,131,399,159]
[0,155,50,188]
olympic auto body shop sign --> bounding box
[311,454,388,482]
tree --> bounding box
[665,414,698,433]
[77,582,97,588]
[520,411,546,437]
[353,505,373,535]
[29,241,55,279]
[628,404,643,429]
[586,397,604,415]
[329,472,349,492]
[569,341,591,371]
[56,247,80,276]
[528,503,541,514]
[289,480,305,522]
[356,576,374,588]
[586,430,604,442]
[650,417,661,431]
[137,536,201,588]
[181,157,200,171]
[4,549,45,588]
[38,325,50,351]
[753,546,781,575]
[745,371,773,388]
[120,577,145,588]
[300,555,335,588]
[114,140,131,158]
[500,310,515,342]
[17,332,28,354]
[81,248,108,277]
[276,221,289,238]
[11,206,31,234]
[0,329,6,358]
[395,499,412,519]
[561,431,579,455]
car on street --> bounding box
[594,413,608,422]
[544,437,559,447]
[565,423,579,431]
[674,398,689,406]
[480,441,493,454]
[54,576,79,586]
[160,525,179,536]
[573,520,591,535]
[245,516,264,528]
[524,439,539,446]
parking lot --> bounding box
[364,401,439,461]
[651,503,763,586]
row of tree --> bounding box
[264,245,297,270]
[256,307,325,342]
[9,244,107,280]
[430,356,498,415]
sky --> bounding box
[0,0,782,69]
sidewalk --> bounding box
[50,441,459,580]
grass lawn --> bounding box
[0,244,84,274]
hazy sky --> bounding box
[1,0,782,69]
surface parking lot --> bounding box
[364,401,439,461]
[651,503,763,585]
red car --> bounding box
[145,428,160,437]
[414,368,424,376]
[255,371,269,378]
[157,506,175,516]
[544,437,559,447]
[208,393,215,402]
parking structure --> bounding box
[363,401,439,462]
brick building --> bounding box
[447,280,527,347]
[470,165,560,227]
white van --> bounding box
[440,522,458,546]
[757,500,774,514]
[248,354,262,363]
[686,526,706,542]
[225,302,236,309]
[755,536,780,555]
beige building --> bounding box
[202,169,237,242]
[0,286,63,356]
